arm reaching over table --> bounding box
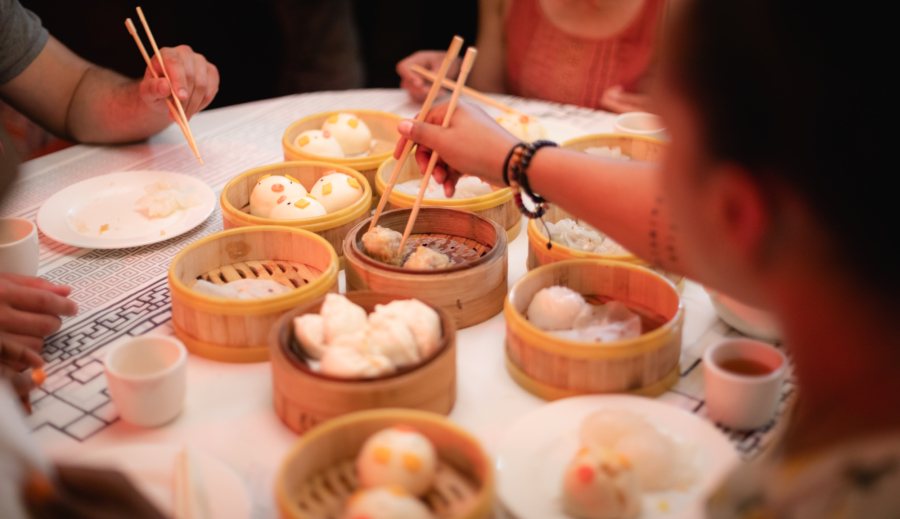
[0,273,78,353]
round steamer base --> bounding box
[505,352,681,400]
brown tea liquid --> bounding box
[718,358,773,376]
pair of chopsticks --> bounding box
[173,446,211,519]
[409,64,522,116]
[125,8,203,165]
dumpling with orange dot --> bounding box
[341,487,434,519]
[310,172,363,213]
[496,112,547,143]
[250,175,307,218]
[321,113,373,156]
[356,426,438,496]
[268,195,327,220]
[296,129,345,158]
[562,447,641,519]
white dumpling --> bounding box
[296,129,345,158]
[250,175,307,218]
[595,236,630,255]
[362,226,403,265]
[342,487,435,519]
[579,409,658,453]
[452,176,493,199]
[356,426,438,496]
[496,113,546,143]
[321,113,373,156]
[227,279,291,299]
[526,286,589,331]
[371,300,441,358]
[268,196,327,220]
[403,247,451,270]
[395,177,449,200]
[319,346,394,379]
[293,314,326,359]
[321,294,368,343]
[309,172,364,213]
[366,315,420,367]
[562,448,641,519]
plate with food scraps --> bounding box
[496,395,739,519]
[37,171,215,249]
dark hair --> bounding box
[671,0,896,296]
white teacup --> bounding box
[703,338,787,430]
[613,112,667,141]
[0,218,39,276]
[104,336,187,428]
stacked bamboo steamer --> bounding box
[220,161,371,268]
[270,292,457,434]
[505,259,684,399]
[168,226,339,362]
[344,208,509,329]
[282,110,401,208]
[377,154,522,241]
[276,409,494,519]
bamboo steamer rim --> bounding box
[346,207,507,275]
[526,217,646,266]
[376,156,513,212]
[559,132,668,149]
[505,259,684,359]
[282,110,402,170]
[174,322,270,363]
[274,291,456,384]
[219,161,372,232]
[168,226,339,316]
[275,408,495,519]
[505,353,681,400]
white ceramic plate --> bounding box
[706,289,782,341]
[76,444,251,519]
[37,171,215,249]
[542,120,589,144]
[496,395,739,519]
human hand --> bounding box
[1,336,43,406]
[394,101,519,197]
[599,85,653,114]
[0,273,78,352]
[139,45,220,121]
[396,51,461,102]
[24,465,167,519]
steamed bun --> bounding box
[356,426,438,496]
[562,447,641,519]
[250,175,307,218]
[321,113,372,156]
[310,172,364,213]
[268,196,327,220]
[296,129,345,158]
[342,487,434,519]
[496,113,546,143]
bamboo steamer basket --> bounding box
[377,155,522,241]
[270,291,457,435]
[344,208,508,329]
[505,259,684,400]
[169,226,339,362]
[282,110,401,207]
[276,409,494,519]
[220,161,371,269]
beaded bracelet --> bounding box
[505,140,558,218]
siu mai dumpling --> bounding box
[403,247,451,269]
[362,226,403,265]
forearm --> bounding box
[527,148,693,276]
[66,67,171,144]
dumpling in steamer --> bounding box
[296,129,345,158]
[371,299,441,358]
[366,315,421,367]
[526,286,589,331]
[403,247,451,269]
[310,172,364,213]
[319,346,394,379]
[320,293,368,343]
[496,113,546,143]
[249,175,307,218]
[321,113,373,156]
[362,226,403,265]
[562,447,641,519]
[356,426,438,496]
[342,487,435,519]
[268,196,327,220]
[293,314,326,359]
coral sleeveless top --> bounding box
[505,0,664,109]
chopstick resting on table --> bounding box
[369,35,465,230]
[410,64,522,115]
[128,7,203,165]
[173,446,211,519]
[399,47,479,252]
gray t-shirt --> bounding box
[0,0,49,200]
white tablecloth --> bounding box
[2,89,793,517]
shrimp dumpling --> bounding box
[366,315,420,367]
[371,299,441,358]
[293,314,326,359]
[319,345,395,379]
[320,293,368,343]
[562,447,641,519]
[356,426,438,496]
[403,247,451,269]
[362,226,403,265]
[526,286,589,331]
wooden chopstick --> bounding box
[134,7,203,165]
[125,19,190,139]
[173,447,211,519]
[399,47,479,251]
[369,35,464,230]
[410,64,522,115]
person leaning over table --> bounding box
[397,0,667,113]
[0,0,219,355]
[393,0,899,515]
